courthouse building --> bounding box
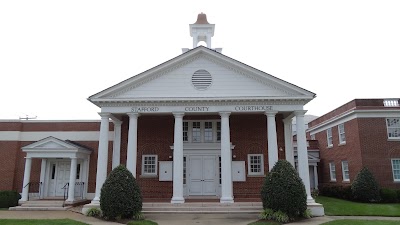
[0,14,323,215]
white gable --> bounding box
[35,141,70,149]
[89,47,314,104]
[112,56,294,99]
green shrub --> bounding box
[319,185,352,200]
[100,165,142,220]
[259,208,274,220]
[273,210,290,223]
[397,189,400,202]
[380,188,398,203]
[351,167,380,202]
[261,160,307,219]
[0,191,21,208]
[86,207,102,217]
[303,209,312,219]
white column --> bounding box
[283,117,295,166]
[67,157,78,202]
[171,112,185,203]
[112,120,122,169]
[82,157,89,199]
[39,159,47,199]
[20,157,32,202]
[295,110,315,203]
[92,112,110,203]
[266,111,279,171]
[220,112,234,203]
[127,113,139,177]
[314,165,319,190]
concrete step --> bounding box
[142,202,262,214]
[21,200,65,207]
[9,206,70,211]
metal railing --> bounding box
[23,182,43,201]
[62,182,85,207]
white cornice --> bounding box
[307,109,400,135]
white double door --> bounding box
[47,161,82,197]
[188,155,219,196]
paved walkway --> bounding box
[1,210,400,225]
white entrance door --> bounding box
[188,155,217,196]
[48,161,71,197]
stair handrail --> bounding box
[23,182,43,201]
[62,182,69,207]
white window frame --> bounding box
[247,154,264,176]
[142,155,158,176]
[326,128,333,147]
[391,159,400,182]
[338,123,346,144]
[341,161,350,182]
[310,134,316,140]
[386,118,400,140]
[183,120,221,143]
[329,162,336,181]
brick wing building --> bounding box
[307,99,400,188]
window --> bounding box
[142,155,158,176]
[183,121,220,143]
[310,134,316,140]
[76,164,81,180]
[329,162,336,181]
[183,122,189,142]
[386,118,400,139]
[204,122,213,142]
[391,159,400,181]
[183,156,187,184]
[338,123,346,144]
[342,161,350,181]
[192,122,201,142]
[327,128,333,147]
[217,122,221,141]
[248,154,264,176]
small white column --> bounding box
[295,110,315,203]
[66,157,78,202]
[171,112,185,204]
[112,120,122,169]
[39,159,47,199]
[81,157,89,199]
[266,111,279,171]
[127,113,139,177]
[283,117,295,166]
[220,112,234,203]
[314,165,319,190]
[92,112,110,203]
[20,157,32,202]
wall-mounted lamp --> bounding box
[279,147,283,152]
[232,155,236,159]
[168,155,173,159]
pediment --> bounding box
[89,46,315,104]
[22,136,91,152]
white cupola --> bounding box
[190,13,215,48]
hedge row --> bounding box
[0,191,21,208]
[319,185,400,203]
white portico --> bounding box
[83,13,324,216]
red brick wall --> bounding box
[316,119,363,186]
[358,118,400,188]
[0,141,21,190]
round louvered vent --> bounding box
[192,69,212,90]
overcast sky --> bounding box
[1,1,399,120]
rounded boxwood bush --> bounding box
[351,167,380,202]
[261,160,307,219]
[380,188,397,203]
[100,165,142,220]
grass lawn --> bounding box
[127,220,158,225]
[321,220,400,225]
[248,221,281,225]
[0,219,88,225]
[316,196,400,216]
